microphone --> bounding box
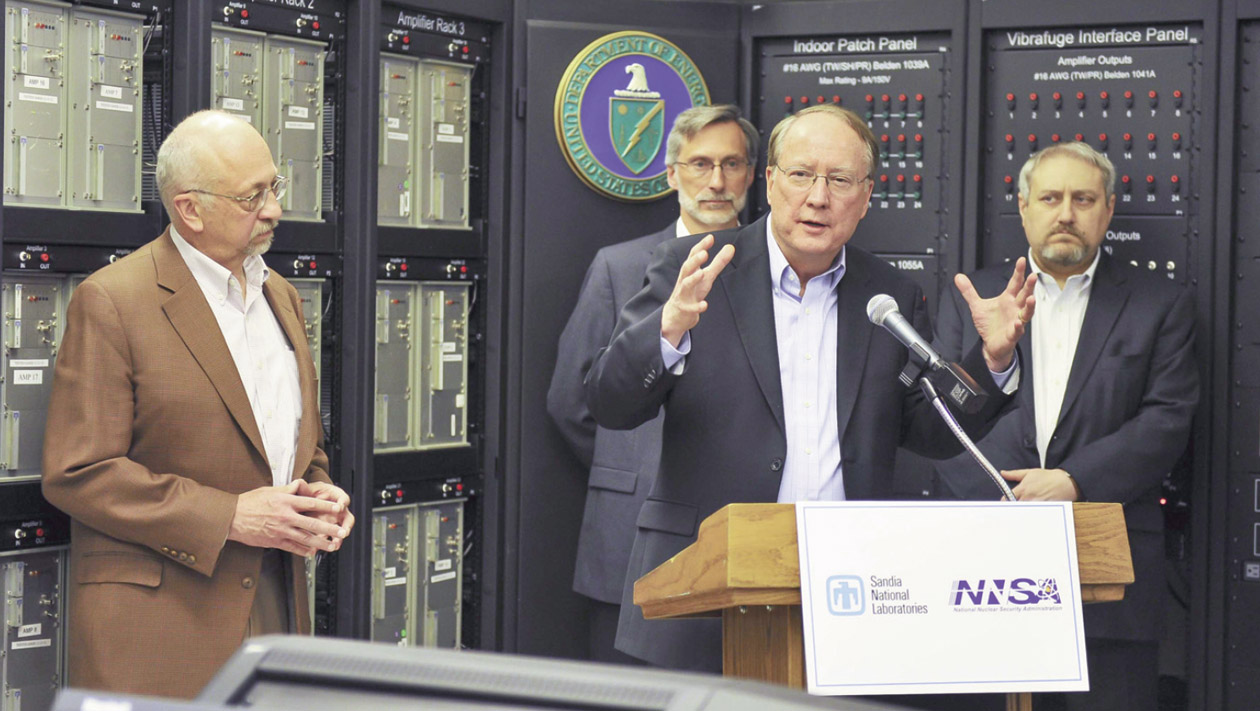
[866,294,946,368]
[866,294,989,415]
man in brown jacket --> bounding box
[42,110,354,698]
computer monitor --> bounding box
[195,635,906,711]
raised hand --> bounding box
[955,256,1036,372]
[661,234,735,347]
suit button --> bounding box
[161,546,170,554]
[178,552,188,561]
[771,458,783,472]
[188,554,197,564]
[242,577,255,589]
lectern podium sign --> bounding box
[795,501,1088,695]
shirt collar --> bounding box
[169,224,270,303]
[1026,247,1100,290]
[765,212,846,296]
[675,217,740,239]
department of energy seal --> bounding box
[554,31,710,202]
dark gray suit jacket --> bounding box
[585,215,1015,670]
[547,223,676,604]
[932,254,1198,641]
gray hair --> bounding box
[665,104,759,168]
[1018,141,1116,202]
[765,104,879,177]
[155,109,254,218]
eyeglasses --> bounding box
[673,158,751,179]
[187,175,289,212]
[774,165,870,197]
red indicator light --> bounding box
[309,261,317,269]
[1100,91,1109,99]
[816,95,825,104]
[832,95,840,103]
[1076,91,1085,100]
[36,528,44,537]
[913,133,923,143]
[898,93,907,102]
[312,21,320,30]
[879,175,889,184]
[1123,133,1132,141]
[1172,132,1181,141]
[865,94,874,103]
[1121,175,1131,183]
[397,489,404,497]
[40,253,49,262]
[1051,134,1061,143]
[1074,133,1084,142]
[800,96,809,104]
[1006,92,1015,101]
[1004,175,1013,184]
[1028,92,1038,101]
[456,483,464,491]
[784,96,792,104]
[1099,133,1107,141]
[915,93,924,102]
[240,9,248,18]
[462,46,469,54]
[1146,175,1155,183]
[460,265,468,273]
[1170,175,1180,184]
[400,263,408,271]
[1052,92,1062,100]
[881,94,890,102]
[402,36,410,44]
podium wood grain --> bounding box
[635,501,1133,697]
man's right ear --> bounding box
[171,192,205,233]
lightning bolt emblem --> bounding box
[620,101,664,158]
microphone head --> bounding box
[866,293,899,326]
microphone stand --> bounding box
[916,374,1017,502]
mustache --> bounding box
[695,189,736,203]
[1048,224,1083,239]
[252,220,278,238]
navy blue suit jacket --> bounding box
[932,254,1198,641]
[586,215,1014,670]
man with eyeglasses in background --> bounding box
[547,104,757,663]
[43,110,354,698]
[586,104,1036,672]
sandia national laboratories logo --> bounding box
[554,31,710,202]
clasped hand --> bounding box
[229,479,355,557]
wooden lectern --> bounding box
[634,502,1134,711]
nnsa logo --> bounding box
[950,578,1061,606]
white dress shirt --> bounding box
[170,226,303,487]
[764,222,847,502]
[1028,249,1100,466]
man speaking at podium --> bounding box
[585,104,1036,672]
[932,142,1198,711]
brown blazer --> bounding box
[42,229,330,698]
